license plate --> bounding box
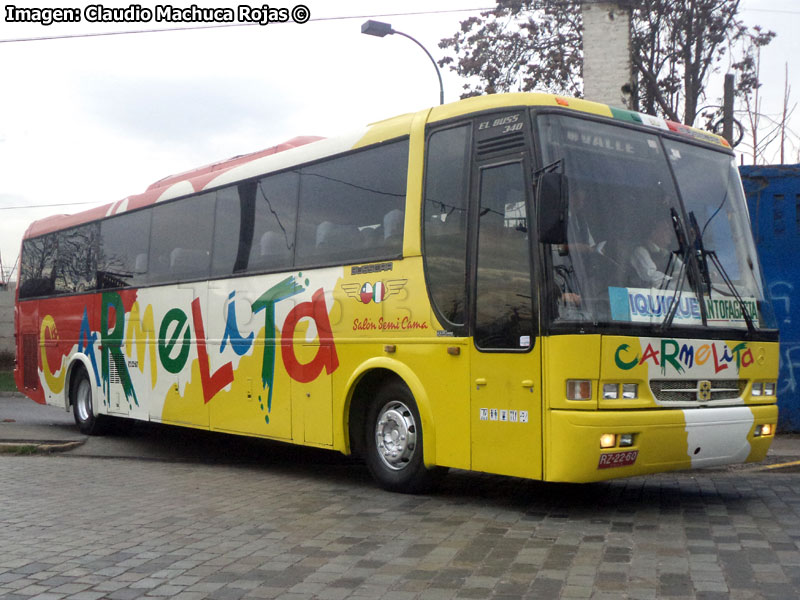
[598,450,639,469]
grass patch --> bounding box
[0,370,16,393]
[0,444,38,455]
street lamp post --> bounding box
[361,19,444,106]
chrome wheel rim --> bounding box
[75,379,92,423]
[374,400,417,471]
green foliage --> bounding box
[0,444,38,456]
[0,370,16,393]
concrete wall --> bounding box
[0,282,15,356]
[581,1,632,109]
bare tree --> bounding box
[439,0,774,127]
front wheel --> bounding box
[364,381,446,494]
[71,368,107,435]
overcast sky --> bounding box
[1,0,797,281]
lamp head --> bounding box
[361,20,394,37]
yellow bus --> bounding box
[15,93,779,493]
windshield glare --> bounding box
[537,113,776,332]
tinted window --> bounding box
[475,162,533,349]
[148,192,215,284]
[98,210,151,289]
[211,185,243,277]
[295,140,408,266]
[19,235,57,298]
[423,125,470,326]
[54,224,98,294]
[248,171,299,272]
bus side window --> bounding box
[295,140,408,267]
[19,235,57,299]
[422,124,471,328]
[246,171,298,273]
[148,192,215,284]
[55,223,99,294]
[98,209,151,289]
[211,185,244,277]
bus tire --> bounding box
[365,381,446,494]
[71,367,106,435]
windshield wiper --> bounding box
[660,208,694,330]
[689,212,712,296]
[688,211,756,334]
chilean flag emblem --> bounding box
[341,279,407,304]
[360,281,386,304]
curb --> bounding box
[746,458,800,473]
[0,440,85,454]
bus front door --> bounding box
[469,159,543,479]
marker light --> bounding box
[600,433,616,449]
[622,384,638,399]
[603,384,619,399]
[752,382,763,396]
[567,380,592,400]
[764,382,776,396]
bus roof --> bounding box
[23,92,730,240]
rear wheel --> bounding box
[71,367,106,435]
[364,381,446,494]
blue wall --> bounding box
[741,164,800,432]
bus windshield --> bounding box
[537,113,777,332]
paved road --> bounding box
[2,396,800,599]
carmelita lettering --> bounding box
[5,6,81,26]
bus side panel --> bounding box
[331,256,472,469]
[31,294,98,409]
[14,299,46,405]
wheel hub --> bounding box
[76,380,92,423]
[375,401,417,471]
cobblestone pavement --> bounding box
[2,448,800,600]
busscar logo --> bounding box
[341,280,407,304]
[697,380,712,402]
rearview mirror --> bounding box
[537,172,569,245]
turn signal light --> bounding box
[567,380,592,400]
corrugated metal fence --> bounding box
[741,164,800,432]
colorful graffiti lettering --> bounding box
[40,315,65,394]
[38,274,340,422]
[615,339,755,375]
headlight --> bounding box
[603,384,619,399]
[622,383,638,399]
